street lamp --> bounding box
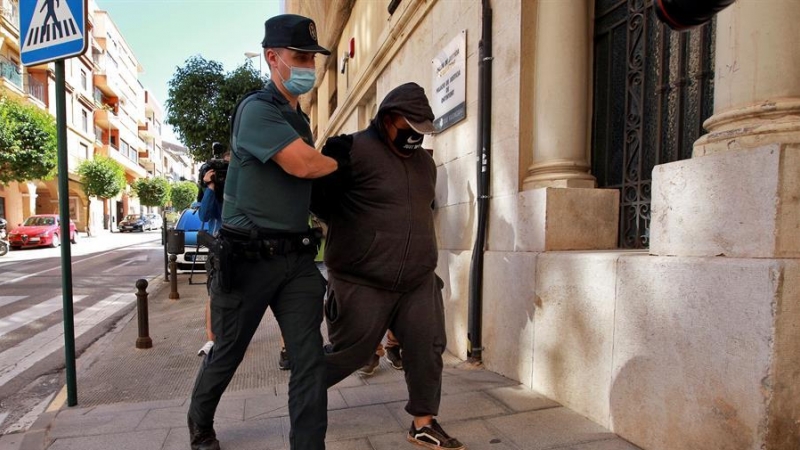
[244,51,262,75]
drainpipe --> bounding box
[468,0,492,364]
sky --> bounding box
[95,0,283,143]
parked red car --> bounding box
[8,214,78,249]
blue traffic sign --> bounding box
[20,0,88,66]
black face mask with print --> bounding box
[392,127,424,155]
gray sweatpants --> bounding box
[324,272,447,417]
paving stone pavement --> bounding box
[7,271,643,450]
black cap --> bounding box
[261,14,331,55]
[377,82,436,134]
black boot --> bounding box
[188,415,220,450]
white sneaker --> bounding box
[197,341,214,356]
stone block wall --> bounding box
[475,250,800,450]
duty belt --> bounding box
[219,225,318,257]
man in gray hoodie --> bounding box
[312,82,464,450]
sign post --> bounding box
[20,0,89,407]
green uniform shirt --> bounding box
[222,82,315,232]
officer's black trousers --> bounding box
[324,272,447,417]
[189,251,328,450]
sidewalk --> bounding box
[8,272,641,450]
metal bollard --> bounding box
[169,254,180,300]
[135,279,153,349]
[163,225,169,281]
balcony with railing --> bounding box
[138,140,155,173]
[94,125,105,147]
[0,55,22,91]
[92,61,121,97]
[108,144,147,179]
[138,120,156,140]
[26,74,45,104]
[92,51,103,69]
[95,106,121,133]
[1,0,19,44]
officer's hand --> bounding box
[313,134,354,218]
[322,134,353,170]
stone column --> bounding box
[630,4,800,450]
[514,0,619,252]
[652,0,800,258]
[694,0,800,155]
[522,0,595,189]
[23,182,38,217]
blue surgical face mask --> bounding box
[276,54,316,96]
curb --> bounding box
[45,387,67,414]
[18,410,55,450]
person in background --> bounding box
[383,330,403,369]
[358,330,403,375]
[196,152,228,357]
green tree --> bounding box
[77,156,127,199]
[132,177,171,207]
[0,96,58,184]
[77,156,127,236]
[170,181,199,211]
[165,55,265,161]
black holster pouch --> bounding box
[209,235,235,293]
[210,225,323,293]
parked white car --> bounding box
[145,213,164,230]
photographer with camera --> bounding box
[198,144,229,229]
[196,146,230,357]
[197,143,229,203]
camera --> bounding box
[655,0,736,31]
[198,142,229,202]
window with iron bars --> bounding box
[592,0,715,249]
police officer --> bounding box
[187,14,338,450]
[312,83,465,450]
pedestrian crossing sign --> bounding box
[20,0,88,66]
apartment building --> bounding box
[91,6,149,229]
[162,140,196,184]
[141,89,165,178]
[0,0,179,234]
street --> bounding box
[0,231,164,435]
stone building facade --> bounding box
[284,0,800,449]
